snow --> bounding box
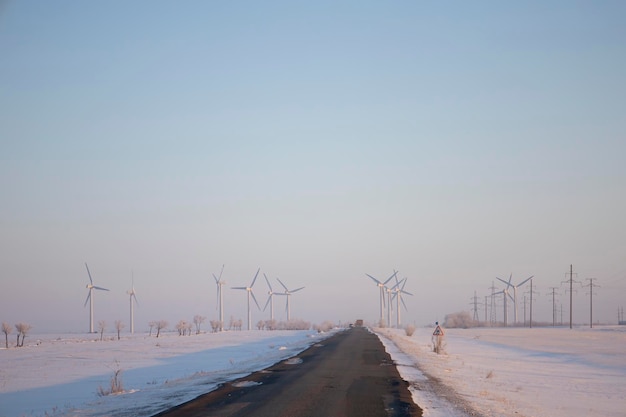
[2,326,625,417]
[376,326,626,417]
[0,330,331,417]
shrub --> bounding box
[404,324,416,336]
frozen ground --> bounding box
[376,325,626,417]
[1,326,625,417]
[0,330,331,417]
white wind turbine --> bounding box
[496,274,533,325]
[83,263,109,333]
[262,273,277,322]
[276,278,304,322]
[232,268,261,330]
[366,271,397,326]
[392,276,413,328]
[213,265,226,331]
[127,273,138,334]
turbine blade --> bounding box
[366,274,382,285]
[496,277,511,287]
[401,296,408,311]
[213,273,220,284]
[250,291,261,310]
[277,278,289,292]
[518,275,534,287]
[291,286,304,293]
[383,271,397,285]
[94,286,109,291]
[232,286,247,290]
[218,264,224,281]
[250,268,260,287]
[401,289,413,296]
[84,291,91,307]
[263,295,272,312]
[133,293,139,305]
[263,273,273,292]
[85,263,93,285]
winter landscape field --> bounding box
[1,325,624,417]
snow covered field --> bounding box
[376,326,626,417]
[0,330,331,417]
[2,326,625,417]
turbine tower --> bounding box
[232,268,261,330]
[496,274,533,325]
[127,273,138,334]
[276,278,304,321]
[392,277,413,328]
[366,271,397,326]
[213,264,226,331]
[83,263,109,333]
[262,273,277,322]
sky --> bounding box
[1,1,625,333]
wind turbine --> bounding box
[366,271,397,326]
[496,274,533,325]
[127,272,138,334]
[83,263,109,333]
[231,268,261,330]
[262,273,277,321]
[213,265,226,331]
[276,278,304,322]
[392,277,413,328]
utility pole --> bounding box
[562,265,580,329]
[583,278,600,328]
[489,281,498,325]
[524,278,539,328]
[470,291,480,322]
[547,287,559,326]
[484,295,488,323]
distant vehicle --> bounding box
[355,319,364,327]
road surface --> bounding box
[153,327,421,417]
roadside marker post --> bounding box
[432,322,445,354]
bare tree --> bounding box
[193,315,206,334]
[256,320,265,330]
[176,320,187,336]
[98,320,106,341]
[2,322,12,348]
[14,323,32,347]
[148,321,156,336]
[155,320,168,338]
[186,322,193,336]
[114,320,125,340]
[209,320,221,333]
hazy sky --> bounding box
[1,1,625,333]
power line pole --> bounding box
[561,264,580,329]
[489,281,498,325]
[484,295,488,323]
[583,278,600,328]
[470,291,480,322]
[547,287,559,327]
[525,278,539,328]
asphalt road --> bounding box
[153,327,422,417]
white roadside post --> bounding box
[432,322,445,354]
